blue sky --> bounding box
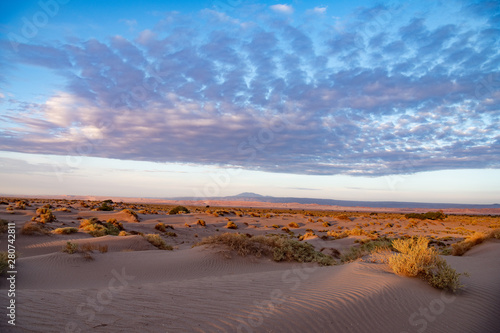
[0,0,499,204]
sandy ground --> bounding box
[1,198,500,332]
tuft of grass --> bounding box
[118,231,128,236]
[52,227,78,235]
[322,221,331,227]
[272,224,280,229]
[388,237,466,292]
[288,222,299,228]
[196,219,206,227]
[195,233,335,266]
[143,234,173,250]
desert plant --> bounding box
[118,231,128,236]
[121,209,139,221]
[53,227,78,235]
[155,223,167,232]
[62,241,78,254]
[196,219,206,227]
[144,234,173,250]
[226,221,238,229]
[388,237,466,292]
[340,239,392,263]
[97,201,114,211]
[168,206,190,215]
[288,222,300,228]
[0,219,8,233]
[450,230,500,256]
[36,208,56,223]
[405,211,447,220]
[322,221,331,227]
[20,222,49,235]
[195,233,334,265]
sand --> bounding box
[1,198,500,332]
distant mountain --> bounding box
[173,192,500,210]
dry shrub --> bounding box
[389,237,466,292]
[226,221,238,229]
[0,219,8,233]
[21,222,49,235]
[196,219,206,226]
[451,230,500,256]
[35,208,56,223]
[155,223,167,232]
[327,230,348,239]
[340,239,392,263]
[118,231,128,236]
[144,234,173,250]
[288,222,299,228]
[52,227,78,235]
[195,233,334,266]
[121,209,139,221]
[54,207,71,212]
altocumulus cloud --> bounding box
[0,1,499,176]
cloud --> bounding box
[307,7,327,15]
[270,4,294,15]
[0,2,499,177]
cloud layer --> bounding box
[1,1,499,176]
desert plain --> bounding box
[1,196,500,333]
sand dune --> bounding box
[1,200,500,332]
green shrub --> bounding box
[62,241,78,254]
[169,206,190,215]
[405,211,447,220]
[97,201,114,211]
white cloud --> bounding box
[307,6,327,15]
[270,4,294,15]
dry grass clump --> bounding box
[451,229,500,256]
[54,207,71,212]
[52,227,78,235]
[388,237,466,292]
[326,230,348,239]
[20,222,50,235]
[196,219,206,226]
[155,223,167,232]
[288,222,299,228]
[118,231,128,236]
[195,233,334,266]
[143,234,173,250]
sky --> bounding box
[0,0,499,204]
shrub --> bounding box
[451,230,500,256]
[405,211,447,220]
[155,223,167,232]
[272,224,280,229]
[54,207,71,212]
[144,234,173,250]
[169,206,190,215]
[118,231,128,236]
[97,201,114,211]
[196,219,206,227]
[388,237,466,292]
[15,201,26,210]
[79,218,118,237]
[226,221,238,229]
[195,233,334,265]
[62,241,78,254]
[0,252,10,274]
[340,239,392,263]
[20,222,49,235]
[36,208,56,223]
[322,221,331,227]
[0,219,8,233]
[288,222,299,228]
[53,227,78,235]
[165,232,177,237]
[337,214,350,221]
[121,209,139,221]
